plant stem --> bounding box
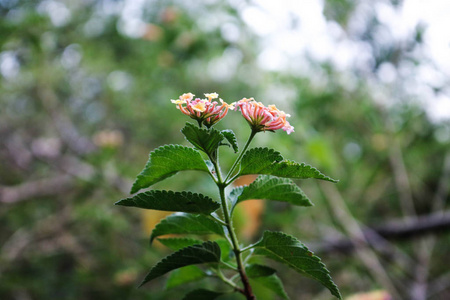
[212,159,255,300]
[216,267,245,294]
[210,213,228,226]
[240,243,256,253]
[219,185,255,300]
[224,130,257,185]
[220,261,238,271]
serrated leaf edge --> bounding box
[150,213,223,243]
[254,231,342,299]
[239,148,338,183]
[131,144,209,193]
[278,160,338,183]
[139,241,221,287]
[236,175,313,205]
[115,190,220,217]
[221,129,239,153]
[157,237,204,250]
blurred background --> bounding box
[1,0,450,299]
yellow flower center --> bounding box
[192,102,206,112]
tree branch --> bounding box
[0,175,74,204]
[315,210,450,254]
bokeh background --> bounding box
[1,0,450,299]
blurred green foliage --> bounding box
[1,0,449,299]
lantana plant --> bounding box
[116,93,342,299]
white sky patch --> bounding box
[37,1,71,27]
[221,22,241,43]
[208,47,243,82]
[107,70,133,92]
[403,0,450,73]
[0,51,20,79]
[117,0,147,38]
[240,0,450,122]
[61,44,82,69]
[241,6,277,36]
[426,94,450,123]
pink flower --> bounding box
[235,98,294,134]
[171,93,234,127]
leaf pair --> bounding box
[130,123,239,194]
[130,130,336,195]
[142,237,290,299]
[137,231,341,299]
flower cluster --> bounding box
[171,92,234,127]
[235,98,294,134]
[171,93,294,134]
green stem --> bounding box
[210,213,227,226]
[208,172,219,184]
[212,159,255,300]
[215,268,245,294]
[227,173,242,187]
[230,273,240,282]
[224,130,257,185]
[240,244,256,253]
[220,261,238,271]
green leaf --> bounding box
[116,191,219,215]
[182,289,225,300]
[221,129,239,153]
[215,239,233,262]
[250,275,289,300]
[140,241,221,287]
[245,264,289,300]
[246,264,289,300]
[238,148,337,183]
[165,266,206,289]
[230,175,313,212]
[181,122,224,158]
[239,147,283,176]
[158,237,203,251]
[150,213,224,243]
[253,231,342,299]
[131,145,209,194]
[246,264,277,278]
[260,160,338,182]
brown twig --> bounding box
[319,182,403,299]
[0,175,74,204]
[314,210,450,254]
